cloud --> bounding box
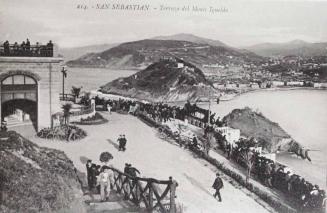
[0,0,326,47]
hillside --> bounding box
[100,59,218,102]
[246,40,327,57]
[0,131,85,213]
[66,39,264,69]
[60,43,118,61]
[152,33,228,47]
[222,107,296,153]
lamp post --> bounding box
[61,66,67,100]
[208,89,211,125]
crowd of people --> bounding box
[85,158,141,202]
[94,96,224,126]
[213,129,326,210]
[91,95,326,211]
[1,39,53,57]
[252,155,326,209]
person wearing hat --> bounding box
[121,135,127,151]
[191,134,198,150]
[124,163,130,174]
[98,165,114,202]
[117,135,123,151]
[128,164,140,177]
[212,173,224,202]
[86,160,93,190]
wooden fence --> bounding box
[109,167,178,213]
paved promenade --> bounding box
[28,112,272,213]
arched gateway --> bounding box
[0,73,38,129]
[0,47,63,132]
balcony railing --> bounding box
[0,43,53,57]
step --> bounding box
[7,121,33,128]
[84,193,143,213]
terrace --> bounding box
[0,41,53,57]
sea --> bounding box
[67,67,327,188]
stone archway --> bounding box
[0,72,38,130]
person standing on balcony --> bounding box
[47,40,53,57]
[34,42,40,56]
[20,41,26,56]
[3,40,10,55]
[13,42,19,56]
[25,38,30,54]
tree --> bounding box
[71,86,82,103]
[234,137,258,184]
[62,103,72,125]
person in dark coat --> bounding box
[47,40,53,56]
[118,135,123,151]
[128,164,140,177]
[121,135,127,151]
[3,40,10,55]
[20,41,26,55]
[212,173,224,202]
[191,135,198,150]
[89,164,98,191]
[86,160,93,190]
[25,38,30,53]
[124,163,130,174]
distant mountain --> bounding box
[100,59,217,102]
[246,40,327,57]
[59,43,118,61]
[67,39,264,69]
[152,33,227,47]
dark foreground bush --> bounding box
[0,131,85,212]
[37,125,87,141]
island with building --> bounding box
[0,31,326,213]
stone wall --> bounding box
[0,57,63,131]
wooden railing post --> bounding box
[148,181,154,212]
[169,176,177,213]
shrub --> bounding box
[75,112,108,125]
[37,125,87,141]
[99,152,113,163]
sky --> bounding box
[0,0,327,48]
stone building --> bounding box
[0,43,63,131]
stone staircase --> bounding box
[5,115,32,128]
[84,192,145,213]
